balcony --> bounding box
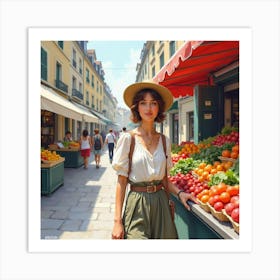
[72,88,83,100]
[55,79,68,93]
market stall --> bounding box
[41,151,65,195]
[48,142,83,168]
[170,127,240,239]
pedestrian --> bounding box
[79,129,92,169]
[111,81,198,239]
[63,131,73,142]
[105,129,116,164]
[92,128,103,168]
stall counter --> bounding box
[171,195,239,239]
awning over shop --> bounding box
[90,110,113,125]
[153,41,239,98]
[41,84,98,123]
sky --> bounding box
[87,41,146,109]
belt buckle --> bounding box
[147,185,157,193]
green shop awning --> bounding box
[168,100,178,111]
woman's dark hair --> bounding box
[130,88,166,123]
[94,129,99,134]
[82,129,89,137]
[66,131,71,135]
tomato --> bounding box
[219,191,231,203]
[214,201,224,212]
[212,194,221,204]
[232,145,239,153]
[208,196,215,206]
[224,202,236,215]
[216,183,227,194]
[230,196,239,207]
[231,207,239,223]
[226,185,239,196]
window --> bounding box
[79,58,82,74]
[72,76,77,89]
[188,112,194,141]
[58,41,64,49]
[151,44,155,56]
[169,41,175,57]
[79,82,82,93]
[72,49,76,68]
[91,74,94,87]
[86,69,90,83]
[160,52,165,68]
[41,47,47,81]
[152,66,155,78]
[97,81,99,92]
[56,62,62,82]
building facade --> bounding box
[41,41,118,148]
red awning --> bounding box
[153,41,239,98]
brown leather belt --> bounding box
[130,184,163,193]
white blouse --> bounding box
[112,132,173,183]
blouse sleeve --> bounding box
[112,133,131,177]
[165,135,173,174]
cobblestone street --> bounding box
[41,150,117,239]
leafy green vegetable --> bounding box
[208,170,239,186]
[170,158,201,176]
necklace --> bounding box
[139,126,155,147]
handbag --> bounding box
[128,132,175,221]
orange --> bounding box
[232,145,239,153]
[219,191,231,203]
[230,151,239,159]
[200,195,210,203]
[222,150,231,158]
[199,162,206,169]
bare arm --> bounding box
[112,175,128,239]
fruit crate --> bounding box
[41,160,64,195]
[222,210,239,234]
[208,203,230,222]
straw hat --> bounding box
[123,81,173,111]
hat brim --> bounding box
[123,82,174,111]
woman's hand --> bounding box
[112,220,124,239]
[178,191,199,211]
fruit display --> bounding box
[170,126,240,234]
[41,149,62,162]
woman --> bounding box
[92,128,103,168]
[79,129,92,169]
[112,81,198,239]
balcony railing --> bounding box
[55,79,68,93]
[72,88,83,100]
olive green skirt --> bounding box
[122,189,178,239]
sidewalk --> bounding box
[41,149,117,239]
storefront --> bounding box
[153,41,239,143]
[41,84,99,147]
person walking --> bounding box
[92,128,103,168]
[105,129,116,164]
[111,81,198,239]
[79,129,92,169]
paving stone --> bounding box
[51,210,69,219]
[41,229,62,239]
[59,219,83,231]
[41,218,64,230]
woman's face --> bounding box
[138,92,159,122]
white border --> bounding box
[29,27,252,253]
